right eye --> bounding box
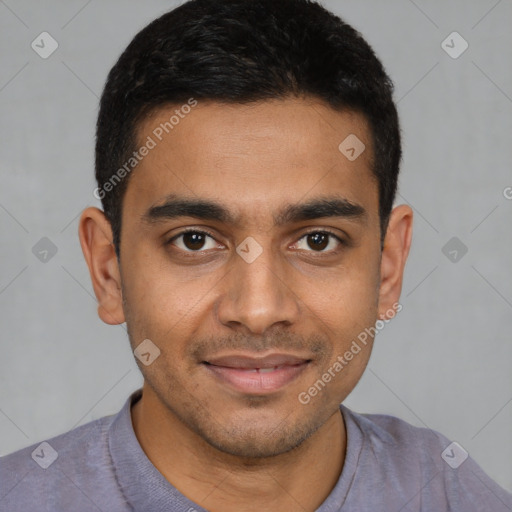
[167,229,221,252]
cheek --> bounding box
[299,256,380,330]
[122,255,216,347]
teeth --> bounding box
[228,366,286,372]
[258,366,280,373]
[235,366,280,373]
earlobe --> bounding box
[78,207,126,325]
[377,204,413,318]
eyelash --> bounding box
[166,228,345,254]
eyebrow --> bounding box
[141,194,367,227]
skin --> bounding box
[79,97,413,512]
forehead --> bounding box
[123,97,378,228]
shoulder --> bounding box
[0,413,128,512]
[341,405,452,480]
[339,405,512,511]
[344,406,450,452]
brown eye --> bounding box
[307,232,329,251]
[295,231,343,253]
[169,230,218,252]
[182,232,207,250]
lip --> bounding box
[205,353,310,369]
[202,352,312,394]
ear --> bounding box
[377,204,413,319]
[78,207,125,325]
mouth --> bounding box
[202,353,312,394]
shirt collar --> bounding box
[107,388,361,511]
[107,388,210,511]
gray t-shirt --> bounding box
[1,388,511,511]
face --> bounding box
[85,97,409,459]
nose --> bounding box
[215,239,301,335]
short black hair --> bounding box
[95,0,401,260]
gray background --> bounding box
[1,0,511,493]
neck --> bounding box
[131,382,346,512]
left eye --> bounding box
[295,232,343,252]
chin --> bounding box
[195,414,322,460]
[205,432,303,459]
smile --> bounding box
[202,353,312,394]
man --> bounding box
[1,0,511,510]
